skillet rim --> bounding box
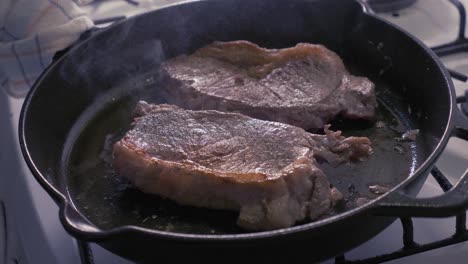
[18,0,456,242]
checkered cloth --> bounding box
[0,0,93,97]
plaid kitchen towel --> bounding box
[0,0,93,97]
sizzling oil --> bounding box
[66,80,419,235]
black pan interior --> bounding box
[23,0,451,235]
[64,72,421,234]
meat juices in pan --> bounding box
[159,41,377,131]
[113,102,373,230]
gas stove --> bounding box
[1,0,468,263]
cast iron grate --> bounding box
[432,0,468,82]
[433,0,468,57]
[335,167,468,264]
[78,240,94,264]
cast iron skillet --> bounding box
[19,0,468,262]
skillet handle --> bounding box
[372,101,468,217]
[59,203,102,240]
[371,170,468,217]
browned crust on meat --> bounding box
[115,139,270,184]
[159,41,377,131]
[194,41,346,79]
[113,139,339,230]
[112,103,374,230]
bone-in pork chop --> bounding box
[159,41,376,131]
[113,101,372,230]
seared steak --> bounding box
[159,41,376,131]
[113,101,372,230]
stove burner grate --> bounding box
[433,0,468,58]
[336,166,468,263]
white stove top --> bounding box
[1,0,467,263]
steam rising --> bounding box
[58,17,165,96]
[50,0,359,111]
